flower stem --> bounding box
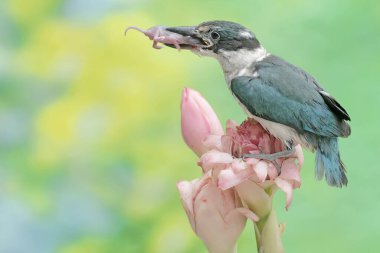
[235,181,285,253]
[254,209,284,253]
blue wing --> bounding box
[231,56,350,137]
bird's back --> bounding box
[231,55,351,138]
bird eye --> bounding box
[210,31,220,40]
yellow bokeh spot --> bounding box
[6,0,54,25]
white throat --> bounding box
[194,46,269,84]
[217,46,269,83]
[218,46,268,71]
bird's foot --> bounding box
[242,144,295,175]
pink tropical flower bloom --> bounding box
[177,172,258,253]
[178,87,304,252]
[181,87,224,157]
[200,119,304,210]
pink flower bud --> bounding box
[181,87,224,157]
[177,173,258,253]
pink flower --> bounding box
[200,118,304,210]
[177,172,258,253]
[178,87,304,252]
[181,87,224,157]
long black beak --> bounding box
[166,26,197,36]
[164,26,204,49]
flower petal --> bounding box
[258,134,271,154]
[245,158,259,166]
[203,134,223,151]
[225,120,239,136]
[253,161,269,182]
[234,207,260,222]
[294,144,304,167]
[218,166,255,190]
[177,175,210,230]
[221,135,233,153]
[231,159,246,172]
[192,181,247,253]
[177,180,197,230]
[198,150,234,172]
[274,177,293,210]
[267,162,279,180]
[177,181,194,214]
[280,158,301,188]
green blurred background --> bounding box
[1,0,379,252]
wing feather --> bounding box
[231,60,350,137]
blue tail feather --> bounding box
[315,137,348,187]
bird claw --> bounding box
[242,145,296,175]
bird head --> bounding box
[165,21,267,74]
[166,20,261,57]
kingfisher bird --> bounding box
[163,20,351,187]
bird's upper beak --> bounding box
[166,26,196,37]
[164,26,206,50]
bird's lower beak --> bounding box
[164,26,205,50]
